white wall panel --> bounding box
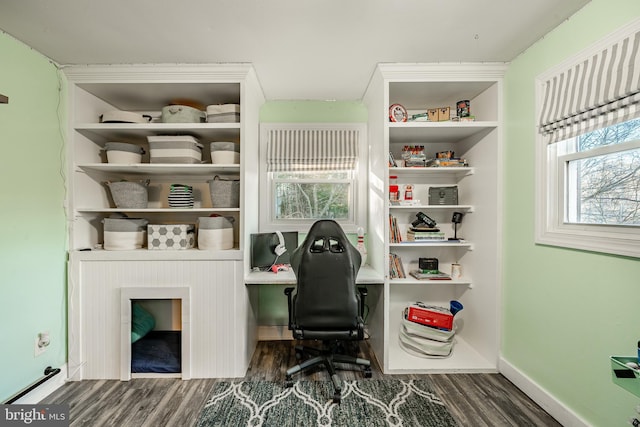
[73,258,253,380]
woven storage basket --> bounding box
[208,176,239,208]
[106,180,149,209]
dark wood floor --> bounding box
[41,340,561,426]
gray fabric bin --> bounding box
[106,180,149,209]
[103,217,148,232]
[208,176,239,208]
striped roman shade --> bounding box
[538,29,640,144]
[266,127,360,172]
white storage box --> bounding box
[104,231,146,250]
[210,141,240,164]
[206,104,240,123]
[147,224,196,250]
[147,135,203,164]
[198,216,234,250]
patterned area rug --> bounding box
[195,379,458,427]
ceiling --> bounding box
[0,0,590,101]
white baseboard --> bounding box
[12,364,68,404]
[499,357,591,427]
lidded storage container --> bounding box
[100,110,152,124]
[106,180,149,209]
[206,104,240,123]
[148,224,195,250]
[147,135,203,164]
[103,142,145,164]
[198,216,234,250]
[210,141,240,164]
[161,105,205,123]
[208,175,240,208]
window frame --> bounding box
[535,21,640,258]
[258,123,368,233]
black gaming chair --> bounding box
[284,219,371,403]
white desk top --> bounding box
[244,264,384,285]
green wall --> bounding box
[0,33,67,402]
[503,1,640,425]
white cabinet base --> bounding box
[68,254,256,380]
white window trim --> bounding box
[534,18,640,258]
[258,123,368,234]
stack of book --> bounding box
[406,227,445,242]
[409,269,452,280]
[389,253,406,278]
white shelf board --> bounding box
[388,121,498,144]
[75,123,241,143]
[245,265,384,285]
[389,204,473,212]
[386,300,496,373]
[70,248,242,261]
[389,278,472,287]
[78,163,240,176]
[389,242,473,249]
[388,167,474,179]
[75,81,241,111]
[76,207,240,214]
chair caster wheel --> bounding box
[333,393,341,404]
[285,377,294,388]
[363,367,372,378]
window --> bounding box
[562,119,640,226]
[536,21,640,257]
[259,124,367,232]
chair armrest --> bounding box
[284,287,295,330]
[357,287,368,318]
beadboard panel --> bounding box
[70,256,254,380]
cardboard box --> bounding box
[406,303,453,330]
[148,224,195,250]
[427,109,438,121]
[438,107,451,121]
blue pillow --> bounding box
[131,303,155,343]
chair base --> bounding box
[284,341,372,404]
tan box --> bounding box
[438,107,451,121]
[427,109,438,121]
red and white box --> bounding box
[406,303,453,330]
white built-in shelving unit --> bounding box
[363,63,506,374]
[64,64,265,380]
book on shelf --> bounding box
[389,253,406,279]
[409,269,452,280]
[406,230,446,241]
[389,214,402,243]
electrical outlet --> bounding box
[34,332,50,357]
